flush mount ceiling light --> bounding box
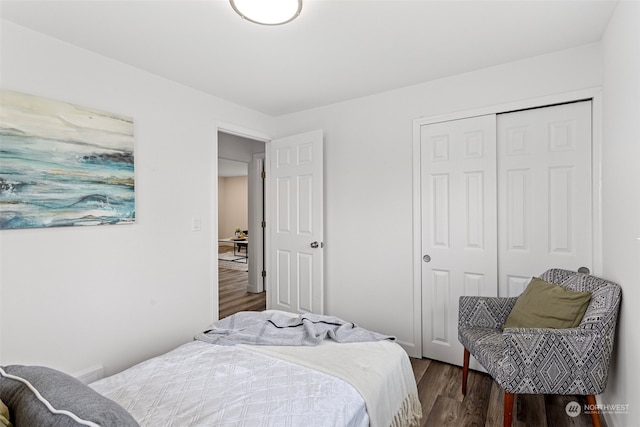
[230,0,302,26]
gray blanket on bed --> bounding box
[195,311,395,346]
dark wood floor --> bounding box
[218,253,601,426]
[218,245,265,320]
[411,357,602,427]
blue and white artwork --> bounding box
[0,89,135,229]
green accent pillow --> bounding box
[0,398,10,427]
[504,277,592,329]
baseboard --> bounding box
[397,339,420,358]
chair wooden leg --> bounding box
[586,395,601,427]
[462,347,470,395]
[504,392,514,427]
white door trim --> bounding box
[248,153,265,293]
[412,87,603,358]
[215,121,271,144]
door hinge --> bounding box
[261,171,266,179]
[261,221,266,228]
[261,270,267,278]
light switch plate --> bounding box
[192,216,201,232]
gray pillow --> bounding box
[0,365,138,427]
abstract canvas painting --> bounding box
[0,89,135,229]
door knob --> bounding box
[423,255,431,263]
[578,266,590,274]
[310,241,319,248]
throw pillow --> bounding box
[0,398,10,427]
[0,365,138,427]
[503,277,592,329]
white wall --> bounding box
[275,43,603,353]
[0,21,273,376]
[218,176,249,238]
[600,2,640,425]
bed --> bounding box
[0,311,422,427]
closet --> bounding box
[419,101,593,365]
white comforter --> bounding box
[241,340,421,427]
[90,340,369,427]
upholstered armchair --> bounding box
[458,269,621,427]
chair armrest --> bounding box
[458,296,518,329]
[501,327,610,394]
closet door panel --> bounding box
[420,114,497,366]
[497,101,592,297]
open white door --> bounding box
[267,130,324,314]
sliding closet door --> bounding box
[420,115,498,366]
[419,100,594,365]
[497,101,593,297]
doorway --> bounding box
[217,130,266,318]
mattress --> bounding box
[89,340,369,427]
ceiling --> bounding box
[0,0,618,116]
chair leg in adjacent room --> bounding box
[503,392,514,427]
[586,394,601,427]
[462,348,470,395]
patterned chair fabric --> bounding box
[458,269,621,395]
